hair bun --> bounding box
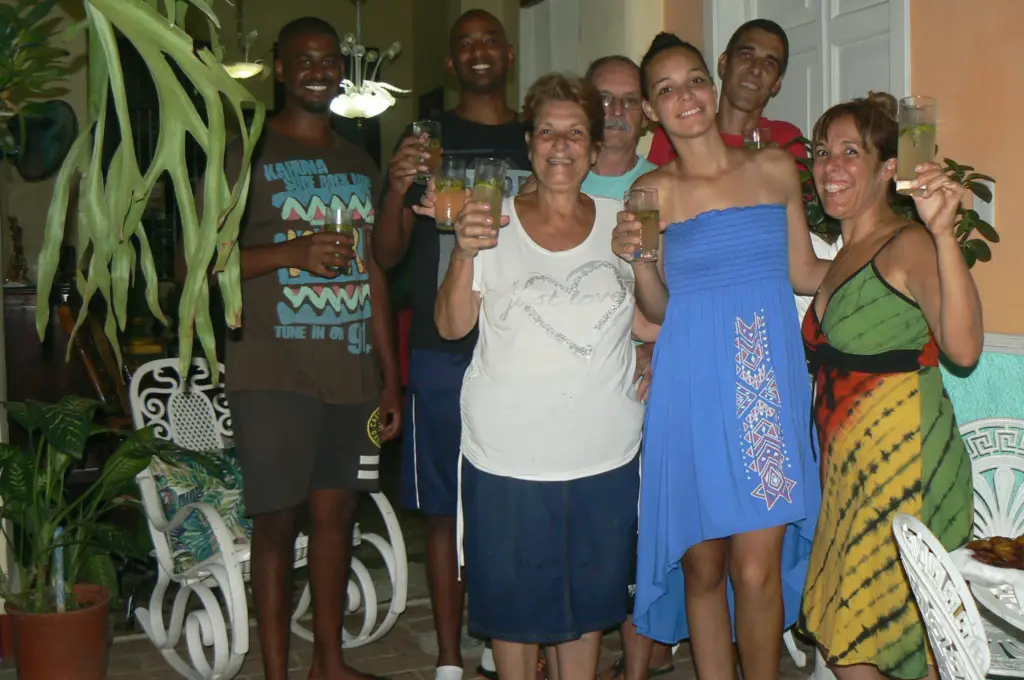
[865,91,898,119]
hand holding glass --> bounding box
[412,120,442,184]
[896,96,938,196]
[625,188,660,261]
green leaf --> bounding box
[90,522,148,560]
[967,239,992,262]
[39,396,102,458]
[101,450,152,488]
[78,552,118,603]
[0,443,22,462]
[973,219,1000,243]
[961,243,977,269]
[6,400,43,433]
[0,450,34,507]
[964,172,995,184]
[966,181,993,204]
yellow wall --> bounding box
[910,0,1022,334]
[1,0,87,282]
[578,0,703,155]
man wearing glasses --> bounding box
[581,56,658,199]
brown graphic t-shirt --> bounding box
[224,129,382,404]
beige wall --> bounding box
[2,0,87,282]
[910,0,1023,334]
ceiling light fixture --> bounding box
[330,0,409,119]
[223,0,264,80]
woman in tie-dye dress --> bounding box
[800,93,982,680]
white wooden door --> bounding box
[518,0,582,104]
[704,0,910,138]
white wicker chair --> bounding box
[893,512,991,680]
[961,417,1024,675]
[129,358,408,680]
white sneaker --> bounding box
[436,665,464,680]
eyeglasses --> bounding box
[600,93,643,110]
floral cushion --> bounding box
[150,447,253,571]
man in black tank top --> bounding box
[374,10,530,680]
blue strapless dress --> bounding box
[634,204,820,643]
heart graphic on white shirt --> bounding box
[502,261,630,358]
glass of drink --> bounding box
[472,158,508,228]
[435,156,468,233]
[325,206,356,275]
[625,188,660,261]
[896,96,938,196]
[412,120,442,184]
[743,127,772,149]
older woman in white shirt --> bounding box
[431,74,654,680]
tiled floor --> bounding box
[85,600,812,680]
[0,445,814,679]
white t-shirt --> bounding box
[461,195,644,481]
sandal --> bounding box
[598,656,675,680]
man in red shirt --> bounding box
[647,19,806,165]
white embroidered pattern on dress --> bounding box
[735,312,796,510]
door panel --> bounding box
[709,0,908,133]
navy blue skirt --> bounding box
[462,456,640,644]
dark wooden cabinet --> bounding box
[2,284,122,482]
[3,285,95,406]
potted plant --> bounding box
[788,137,999,268]
[0,0,77,149]
[0,395,211,680]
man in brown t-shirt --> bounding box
[222,16,401,680]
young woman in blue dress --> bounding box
[611,33,828,680]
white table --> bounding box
[951,548,1024,676]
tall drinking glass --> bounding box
[472,158,508,228]
[625,188,660,261]
[896,96,938,196]
[435,156,468,233]
[325,206,356,275]
[412,120,442,184]
[743,127,772,150]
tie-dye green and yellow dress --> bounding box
[799,256,973,679]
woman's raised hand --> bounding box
[452,199,509,260]
[612,209,642,263]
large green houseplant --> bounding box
[34,0,265,380]
[0,396,203,613]
[789,137,999,268]
[0,395,215,678]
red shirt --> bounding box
[647,116,807,166]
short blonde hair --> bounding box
[522,73,605,146]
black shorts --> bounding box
[228,391,380,515]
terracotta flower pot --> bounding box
[6,584,111,680]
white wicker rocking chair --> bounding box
[128,358,408,680]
